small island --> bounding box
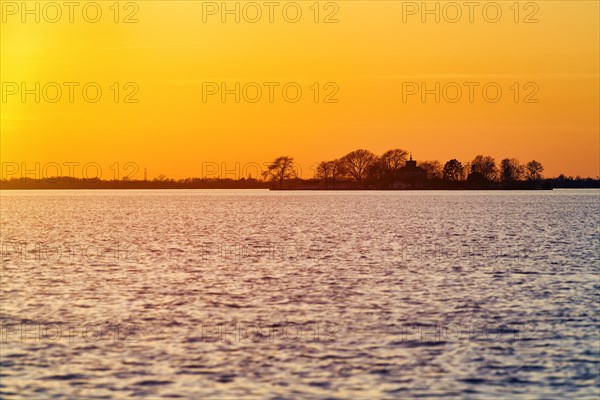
[262,149,598,190]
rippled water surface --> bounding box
[1,190,599,399]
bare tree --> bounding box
[317,159,346,188]
[262,156,298,189]
[331,159,346,181]
[341,149,377,184]
[471,155,498,181]
[525,160,544,182]
[316,161,332,181]
[381,149,409,175]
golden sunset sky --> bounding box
[1,1,599,179]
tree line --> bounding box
[2,151,597,190]
[263,150,550,189]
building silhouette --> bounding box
[394,155,427,189]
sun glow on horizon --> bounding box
[1,1,599,179]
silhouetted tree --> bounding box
[471,155,498,182]
[443,159,464,181]
[525,160,544,182]
[381,149,408,173]
[377,149,408,187]
[316,161,331,181]
[333,159,346,180]
[317,159,345,188]
[500,158,523,183]
[341,149,377,184]
[262,156,297,189]
[419,160,443,180]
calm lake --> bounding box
[1,190,598,399]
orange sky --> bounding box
[1,1,599,179]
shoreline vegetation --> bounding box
[1,150,599,190]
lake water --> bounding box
[1,190,598,399]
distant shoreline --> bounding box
[1,178,599,191]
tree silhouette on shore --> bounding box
[471,155,498,181]
[443,159,464,182]
[500,158,524,184]
[525,160,544,183]
[262,156,298,190]
[340,149,377,185]
[305,149,552,190]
